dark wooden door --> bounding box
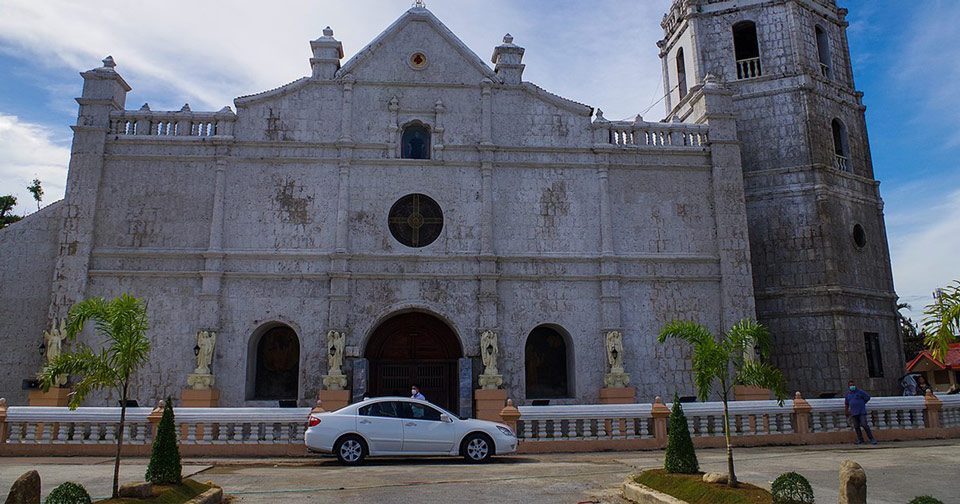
[366,312,461,413]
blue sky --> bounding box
[0,0,956,320]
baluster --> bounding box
[103,424,115,443]
[755,414,766,435]
[567,418,577,439]
[56,422,70,443]
[611,418,621,438]
[231,423,242,442]
[295,424,306,442]
[551,419,562,440]
[522,421,532,440]
[824,412,835,432]
[875,410,886,429]
[583,419,593,438]
[594,418,605,439]
[25,423,38,442]
[536,420,546,440]
[263,423,274,443]
[686,417,695,436]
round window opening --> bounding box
[853,223,866,248]
[410,52,427,69]
[389,193,443,248]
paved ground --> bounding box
[2,439,956,503]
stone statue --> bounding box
[604,330,631,388]
[187,330,217,390]
[478,330,503,390]
[194,330,216,374]
[327,330,345,375]
[322,330,348,391]
[480,330,499,375]
[42,319,68,386]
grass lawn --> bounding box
[94,479,213,504]
[635,469,773,504]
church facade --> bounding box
[0,0,902,411]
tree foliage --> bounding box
[664,393,699,474]
[922,282,960,361]
[658,319,787,488]
[38,294,151,499]
[146,397,182,485]
[27,178,43,210]
[0,194,22,228]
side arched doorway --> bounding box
[365,312,462,413]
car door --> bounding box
[398,401,456,453]
[356,401,404,453]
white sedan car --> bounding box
[304,396,517,464]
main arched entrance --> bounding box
[365,312,462,414]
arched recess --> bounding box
[524,324,574,399]
[733,21,762,79]
[831,118,850,172]
[247,323,301,401]
[364,311,462,413]
[401,122,431,159]
[815,25,831,78]
[676,47,688,100]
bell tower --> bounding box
[658,0,902,395]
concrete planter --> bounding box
[621,477,687,504]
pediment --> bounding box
[337,7,499,84]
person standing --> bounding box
[845,380,877,445]
[411,385,425,400]
[915,375,933,396]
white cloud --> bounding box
[0,0,669,118]
[888,188,960,321]
[0,113,70,216]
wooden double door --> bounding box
[366,312,462,414]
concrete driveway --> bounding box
[1,439,956,503]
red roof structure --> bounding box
[906,342,960,371]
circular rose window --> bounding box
[388,193,443,247]
[409,52,427,69]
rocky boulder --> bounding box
[119,481,154,499]
[839,460,867,504]
[4,470,40,504]
[702,472,729,484]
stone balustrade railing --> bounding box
[0,399,310,457]
[109,107,236,138]
[1,393,957,457]
[593,119,709,149]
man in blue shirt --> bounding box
[845,380,877,445]
[411,385,426,401]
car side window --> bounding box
[359,401,399,418]
[398,401,442,421]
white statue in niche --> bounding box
[480,330,499,376]
[323,330,348,391]
[42,318,68,386]
[194,330,216,374]
[604,330,631,388]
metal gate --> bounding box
[374,360,455,412]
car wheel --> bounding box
[335,435,367,465]
[462,433,493,463]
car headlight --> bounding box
[497,425,515,437]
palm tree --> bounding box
[922,282,960,361]
[38,294,151,499]
[658,319,787,488]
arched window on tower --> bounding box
[815,25,831,78]
[676,47,688,100]
[733,21,762,79]
[524,325,571,399]
[401,123,431,160]
[832,118,850,172]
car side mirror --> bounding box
[440,414,453,423]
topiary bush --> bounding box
[664,393,699,474]
[45,481,92,504]
[145,397,182,484]
[771,472,814,504]
[908,497,944,504]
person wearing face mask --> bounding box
[844,380,877,445]
[411,385,425,400]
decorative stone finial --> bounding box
[503,33,514,44]
[322,26,334,37]
[634,114,644,123]
[102,56,116,68]
[155,399,164,410]
[596,109,605,120]
[139,103,151,111]
[654,396,663,405]
[0,397,7,409]
[412,0,426,8]
[505,399,514,407]
[180,103,191,112]
[795,391,803,400]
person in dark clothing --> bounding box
[845,380,877,445]
[915,375,933,396]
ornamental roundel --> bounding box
[388,193,443,248]
[409,52,428,69]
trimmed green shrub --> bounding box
[771,472,814,504]
[908,497,944,504]
[45,482,92,504]
[664,393,699,474]
[145,397,182,484]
